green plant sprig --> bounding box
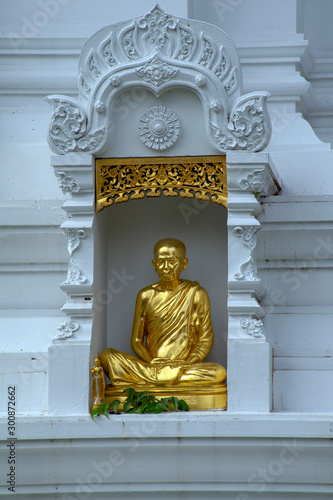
[91,388,189,419]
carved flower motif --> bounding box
[210,100,222,112]
[155,167,169,185]
[138,106,180,151]
[136,57,178,87]
[109,75,121,87]
[94,101,105,113]
[195,75,207,87]
[240,318,265,338]
[55,320,79,340]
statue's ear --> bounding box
[152,259,157,271]
[182,258,188,271]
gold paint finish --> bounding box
[95,156,227,212]
[99,238,227,411]
[91,355,105,408]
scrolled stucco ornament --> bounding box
[45,5,272,155]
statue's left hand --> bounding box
[151,358,191,368]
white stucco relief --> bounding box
[45,5,272,155]
[55,320,80,341]
[45,7,279,415]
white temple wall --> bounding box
[1,0,333,415]
[1,1,333,498]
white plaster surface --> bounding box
[1,1,333,498]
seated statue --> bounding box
[100,238,227,409]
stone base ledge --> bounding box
[0,415,332,500]
[1,413,332,440]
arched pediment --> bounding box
[45,5,272,155]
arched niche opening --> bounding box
[93,172,228,373]
[103,86,218,158]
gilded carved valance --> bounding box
[95,156,227,212]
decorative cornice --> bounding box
[44,5,272,155]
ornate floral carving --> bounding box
[63,260,87,285]
[101,38,117,66]
[224,68,237,95]
[136,57,178,87]
[199,38,214,67]
[77,128,105,151]
[233,226,261,250]
[240,318,265,339]
[175,28,195,60]
[45,97,105,154]
[94,101,105,114]
[211,92,271,152]
[195,75,207,87]
[228,93,271,151]
[45,6,272,155]
[47,99,86,149]
[239,169,265,193]
[63,229,87,256]
[214,49,230,80]
[210,125,237,150]
[88,53,101,78]
[55,320,79,340]
[138,106,180,150]
[210,100,222,112]
[234,258,259,281]
[80,77,91,96]
[55,172,80,194]
[95,156,227,212]
[109,75,121,86]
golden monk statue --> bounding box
[100,238,227,410]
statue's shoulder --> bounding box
[136,283,158,299]
[182,280,209,299]
[181,279,200,288]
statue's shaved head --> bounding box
[153,238,186,260]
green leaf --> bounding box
[91,389,190,417]
[90,407,99,420]
[159,398,171,411]
[129,406,143,414]
[123,401,131,413]
[90,401,111,419]
[138,400,150,413]
[110,399,121,413]
[136,391,151,403]
[170,397,179,411]
[146,402,165,413]
[123,387,137,405]
[178,399,189,411]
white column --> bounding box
[227,152,280,412]
[48,155,95,415]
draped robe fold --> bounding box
[100,280,226,386]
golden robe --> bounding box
[100,280,226,386]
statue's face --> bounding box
[152,245,188,282]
